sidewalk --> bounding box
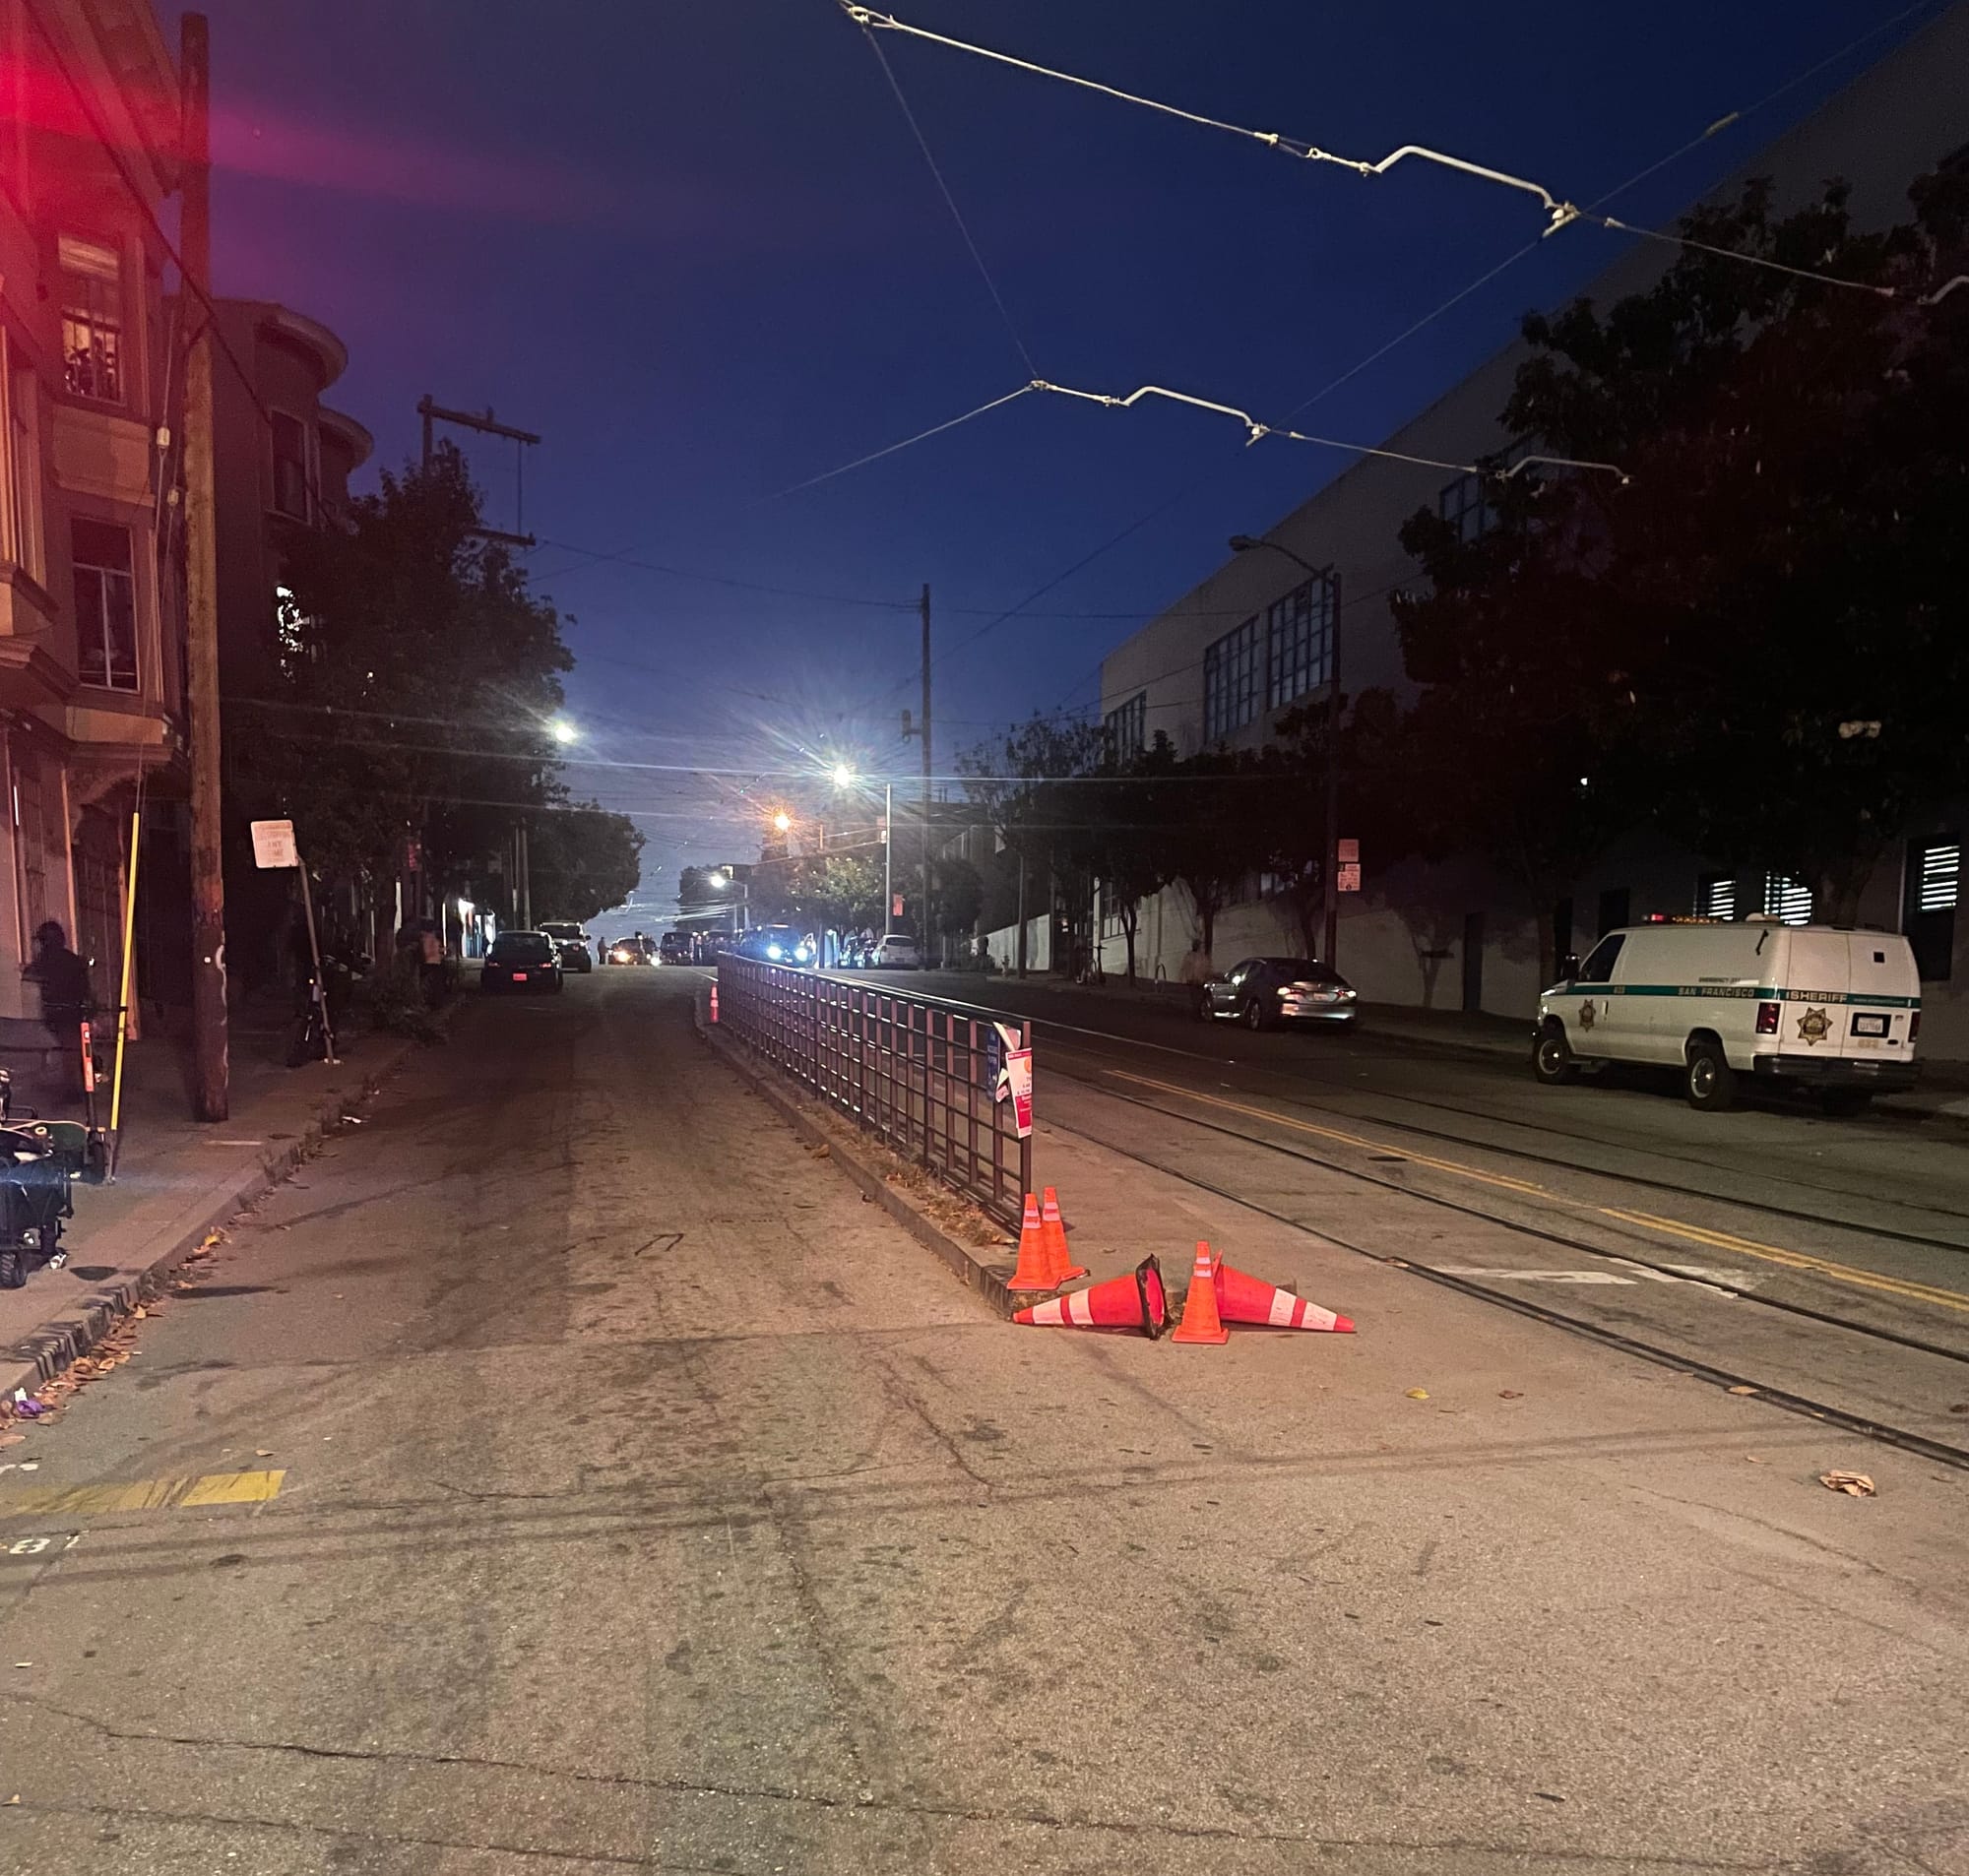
[0,993,449,1401]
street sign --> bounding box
[987,1021,1021,1098]
[1338,861,1363,893]
[249,819,297,869]
[1337,838,1360,864]
[1005,1046,1034,1138]
[892,894,905,918]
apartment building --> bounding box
[0,0,183,1017]
[208,296,371,987]
[1096,2,1969,1055]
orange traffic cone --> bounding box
[708,982,720,1024]
[1015,1256,1167,1338]
[1040,1186,1087,1284]
[1008,1194,1057,1290]
[1215,1259,1354,1333]
[1172,1241,1229,1344]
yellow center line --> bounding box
[0,1469,286,1520]
[1101,1067,1969,1317]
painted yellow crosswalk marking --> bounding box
[0,1469,285,1519]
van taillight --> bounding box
[1755,1002,1780,1035]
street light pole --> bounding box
[1230,534,1342,968]
[882,781,893,938]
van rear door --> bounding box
[1838,934,1920,1065]
[1781,929,1850,1059]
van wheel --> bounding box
[1532,1026,1576,1086]
[1684,1042,1736,1111]
[1820,1090,1873,1119]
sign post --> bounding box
[252,819,337,1065]
[1337,837,1362,897]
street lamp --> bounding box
[831,764,895,940]
[548,716,579,746]
[1230,533,1343,968]
[773,811,792,835]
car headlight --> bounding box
[766,944,783,960]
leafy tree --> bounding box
[1162,746,1268,962]
[528,805,644,925]
[1390,167,1969,947]
[932,854,984,945]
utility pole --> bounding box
[1322,570,1343,969]
[416,397,540,548]
[180,14,227,1121]
[920,583,932,968]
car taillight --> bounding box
[1755,1001,1780,1034]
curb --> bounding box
[694,992,1017,1320]
[0,1014,452,1407]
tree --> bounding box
[1162,746,1267,962]
[527,806,644,925]
[235,448,573,926]
[932,855,984,947]
[1389,166,1969,947]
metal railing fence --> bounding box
[717,957,1030,1229]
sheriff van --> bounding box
[1532,919,1920,1113]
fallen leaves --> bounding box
[1497,1390,1524,1400]
[1726,1385,1759,1397]
[1819,1470,1876,1497]
[1405,1388,1430,1402]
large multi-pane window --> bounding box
[1266,574,1335,710]
[1693,872,1812,924]
[1104,690,1146,761]
[1202,616,1261,742]
[1439,469,1493,543]
[72,519,138,691]
[59,236,123,405]
[1906,839,1960,981]
[1759,875,1813,925]
[271,411,315,521]
[0,336,43,585]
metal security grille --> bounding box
[717,957,1032,1229]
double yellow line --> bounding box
[1104,1068,1969,1318]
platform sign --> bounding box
[250,818,298,870]
[1004,1046,1034,1138]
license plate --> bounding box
[512,971,528,982]
[1850,1012,1888,1037]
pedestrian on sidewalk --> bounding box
[24,920,95,1094]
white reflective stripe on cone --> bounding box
[1066,1288,1095,1326]
[1029,1298,1066,1326]
[1267,1288,1299,1328]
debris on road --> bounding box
[1727,1385,1759,1396]
[1819,1470,1876,1497]
[1406,1388,1430,1401]
[1498,1390,1523,1399]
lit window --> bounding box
[271,411,314,521]
[1103,692,1145,761]
[1916,843,1959,914]
[1202,617,1261,742]
[1760,875,1813,926]
[59,236,123,405]
[1265,573,1335,710]
[72,519,138,691]
[1696,875,1736,919]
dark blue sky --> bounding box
[170,0,1937,914]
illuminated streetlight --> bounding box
[773,811,793,834]
[548,717,579,746]
[831,762,856,788]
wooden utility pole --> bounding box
[920,583,932,968]
[180,14,227,1120]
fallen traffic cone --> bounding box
[1008,1194,1058,1290]
[1040,1186,1087,1284]
[1014,1256,1167,1338]
[1214,1258,1355,1333]
[1171,1241,1229,1345]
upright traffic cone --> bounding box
[1014,1256,1166,1338]
[1039,1186,1087,1284]
[708,983,720,1024]
[1171,1241,1229,1344]
[1214,1258,1355,1333]
[1008,1194,1057,1290]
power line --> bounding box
[853,14,1039,378]
[842,1,1928,302]
[762,383,1035,499]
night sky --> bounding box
[166,0,1939,919]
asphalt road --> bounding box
[3,966,1967,1874]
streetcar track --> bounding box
[1037,1084,1969,1472]
[1039,1028,1969,1256]
[1042,1060,1969,1370]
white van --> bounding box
[1532,920,1920,1113]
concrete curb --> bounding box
[0,1016,451,1408]
[694,994,1017,1320]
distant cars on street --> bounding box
[481,930,563,995]
[1195,957,1358,1031]
[867,934,922,969]
[659,933,687,965]
[606,936,658,966]
[734,926,814,967]
[538,921,593,973]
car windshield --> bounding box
[490,934,554,963]
[540,924,581,940]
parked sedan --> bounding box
[868,933,922,969]
[538,921,593,972]
[1195,957,1358,1031]
[481,930,563,994]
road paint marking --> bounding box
[1104,1069,1549,1196]
[1101,1069,1968,1317]
[4,1532,82,1557]
[1597,1210,1969,1315]
[0,1469,285,1520]
[1433,1267,1636,1285]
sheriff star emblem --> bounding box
[1797,1006,1831,1045]
[1577,999,1596,1031]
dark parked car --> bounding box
[659,933,687,965]
[539,921,593,972]
[1195,957,1358,1032]
[481,930,563,994]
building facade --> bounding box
[1095,4,1969,1056]
[0,0,184,1020]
